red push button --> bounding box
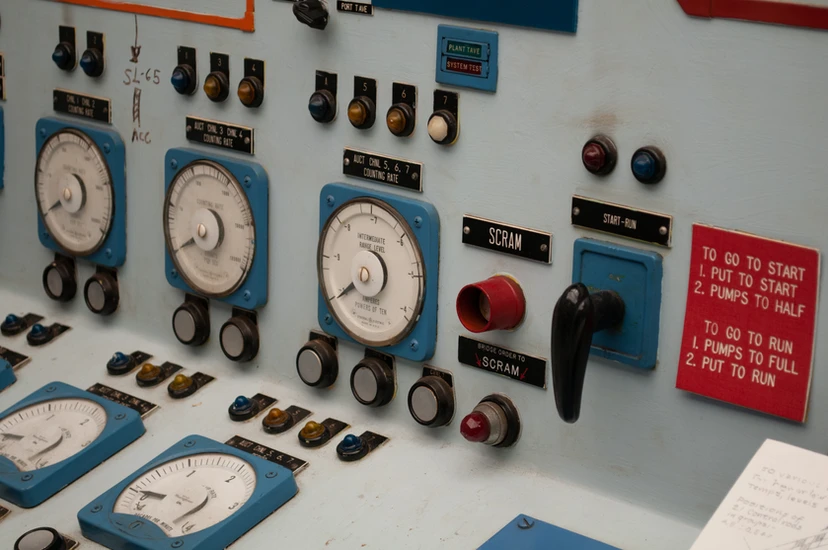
[456,275,525,333]
[581,135,617,176]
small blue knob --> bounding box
[232,396,252,412]
[79,52,95,73]
[110,352,128,366]
[30,324,47,336]
[52,45,72,70]
[631,146,666,184]
[4,314,19,325]
[170,67,190,94]
[632,152,656,180]
[308,93,329,121]
[340,434,363,453]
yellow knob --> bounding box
[348,101,368,127]
[299,421,327,440]
[203,74,222,100]
[137,363,160,380]
[237,79,257,106]
[386,107,407,135]
[169,374,193,391]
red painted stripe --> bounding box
[55,0,256,32]
[714,0,828,31]
[677,0,713,17]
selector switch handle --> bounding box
[551,283,625,424]
[293,0,329,30]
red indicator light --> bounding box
[460,411,491,443]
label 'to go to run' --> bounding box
[676,224,821,422]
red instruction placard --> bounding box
[676,224,821,422]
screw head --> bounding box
[172,541,184,548]
[344,158,350,166]
[40,128,47,137]
[92,504,103,513]
[409,340,419,351]
[326,195,335,207]
[46,385,57,393]
[659,226,668,236]
[184,440,196,448]
[243,290,251,301]
[103,143,111,154]
[412,172,419,181]
[115,413,127,420]
[413,216,422,228]
[171,269,178,279]
[22,473,33,481]
[324,314,333,325]
[244,176,252,188]
[170,159,178,169]
[463,226,470,235]
[266,471,277,479]
[572,207,581,216]
[105,248,112,258]
[540,244,549,252]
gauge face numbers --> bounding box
[0,399,107,471]
[35,129,114,255]
[319,198,425,347]
[164,161,256,298]
[113,453,256,537]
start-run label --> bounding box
[676,224,820,422]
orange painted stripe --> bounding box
[55,0,255,32]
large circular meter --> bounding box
[0,398,107,471]
[318,197,426,347]
[113,453,256,537]
[35,128,114,255]
[163,160,256,298]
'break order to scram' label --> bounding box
[676,224,820,422]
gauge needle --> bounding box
[139,490,167,500]
[173,495,209,524]
[336,282,356,299]
[45,200,62,213]
[0,433,24,441]
[175,238,196,253]
[28,433,63,459]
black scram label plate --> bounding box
[87,383,158,417]
[462,215,552,263]
[186,116,254,155]
[458,336,547,389]
[54,89,111,123]
[571,195,673,247]
[225,436,308,474]
[343,148,423,192]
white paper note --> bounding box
[691,439,828,549]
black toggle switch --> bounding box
[408,376,454,427]
[14,527,67,550]
[293,0,329,30]
[350,356,395,407]
[296,338,338,388]
[42,257,76,303]
[172,298,210,347]
[84,271,119,316]
[551,283,625,423]
[220,314,259,362]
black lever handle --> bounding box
[551,283,625,423]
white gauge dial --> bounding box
[164,161,256,297]
[35,129,114,255]
[113,453,256,537]
[318,198,425,347]
[0,399,107,471]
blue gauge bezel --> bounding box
[318,183,441,362]
[78,434,298,550]
[0,359,14,392]
[35,117,127,267]
[164,148,270,310]
[0,381,145,508]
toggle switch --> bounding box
[551,283,625,423]
[106,352,135,376]
[296,335,338,388]
[408,375,454,427]
[220,311,259,362]
[293,0,329,30]
[631,146,666,184]
[460,394,520,448]
[84,270,119,316]
[582,135,618,176]
[350,354,395,407]
[456,275,525,333]
[172,297,210,347]
[42,256,76,303]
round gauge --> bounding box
[318,198,425,347]
[0,398,107,471]
[164,161,256,298]
[35,128,115,256]
[113,453,256,537]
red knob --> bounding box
[460,411,491,443]
[456,276,526,333]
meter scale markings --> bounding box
[319,198,425,347]
[0,398,107,471]
[164,161,256,298]
[35,129,114,256]
[114,453,256,537]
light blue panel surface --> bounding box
[0,381,145,508]
[164,148,269,310]
[481,515,620,549]
[318,183,440,362]
[35,117,127,268]
[374,0,579,33]
[573,238,663,369]
[78,435,298,550]
[0,359,14,391]
[436,26,499,92]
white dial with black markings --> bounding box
[35,129,114,255]
[113,453,256,537]
[0,399,107,471]
[164,160,255,297]
[318,198,425,347]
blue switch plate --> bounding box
[436,26,498,92]
[572,238,663,369]
[480,514,620,549]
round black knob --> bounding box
[386,103,415,137]
[171,64,197,95]
[308,90,336,123]
[350,357,395,407]
[220,315,259,362]
[551,283,625,423]
[293,0,329,30]
[427,110,458,145]
[347,96,376,130]
[14,527,67,550]
[172,301,210,347]
[42,260,76,302]
[51,42,75,71]
[296,339,338,388]
[84,271,119,316]
[408,375,454,427]
[79,48,104,77]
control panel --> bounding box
[0,0,825,548]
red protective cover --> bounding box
[676,224,820,422]
[678,0,828,31]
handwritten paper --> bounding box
[691,440,828,549]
